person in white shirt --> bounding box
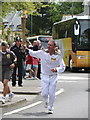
[28,40,65,114]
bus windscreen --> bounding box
[38,36,53,48]
[77,20,90,51]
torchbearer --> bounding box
[27,40,66,114]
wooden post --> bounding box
[21,16,26,46]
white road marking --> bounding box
[58,80,77,83]
[55,88,64,95]
[58,76,88,80]
[4,89,64,116]
[4,101,42,116]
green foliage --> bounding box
[26,2,52,36]
[49,2,84,23]
[49,2,63,23]
[2,2,43,17]
[2,2,15,17]
[26,2,84,36]
[2,2,84,37]
[58,2,84,15]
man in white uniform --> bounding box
[28,40,65,114]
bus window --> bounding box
[78,20,90,50]
[74,21,80,35]
[26,35,52,49]
[38,36,53,49]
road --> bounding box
[2,71,89,119]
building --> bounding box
[3,11,22,32]
[2,11,22,42]
[83,0,90,15]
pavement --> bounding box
[0,77,41,107]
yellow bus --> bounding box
[26,35,52,49]
[52,15,90,71]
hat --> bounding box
[1,41,8,47]
[15,36,21,42]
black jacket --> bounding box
[10,44,25,64]
[0,50,16,67]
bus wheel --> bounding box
[69,58,77,72]
[69,58,73,71]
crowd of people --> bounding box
[0,37,42,104]
[10,37,42,86]
[25,40,41,80]
[0,37,65,114]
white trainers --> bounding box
[34,76,38,79]
[48,109,53,114]
[2,96,5,104]
[8,93,14,102]
[47,106,54,114]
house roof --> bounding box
[3,11,21,32]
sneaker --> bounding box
[47,106,54,114]
[23,76,27,79]
[2,96,5,104]
[8,93,14,102]
[48,109,53,114]
[34,76,38,79]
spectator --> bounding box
[10,36,25,87]
[33,41,40,79]
[26,45,34,78]
[22,45,26,79]
[36,40,42,79]
[0,41,17,104]
[33,57,40,79]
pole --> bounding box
[21,16,26,46]
[31,14,33,35]
[72,2,74,18]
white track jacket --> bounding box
[29,49,66,75]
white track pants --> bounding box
[41,74,57,108]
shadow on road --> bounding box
[17,111,49,117]
[66,70,90,73]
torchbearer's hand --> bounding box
[22,45,26,50]
[25,48,29,54]
[10,63,15,69]
[51,68,57,72]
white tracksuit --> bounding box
[29,49,65,109]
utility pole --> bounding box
[72,2,74,18]
[30,11,35,36]
[31,14,33,35]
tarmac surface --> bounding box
[0,77,41,107]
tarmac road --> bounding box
[1,71,89,119]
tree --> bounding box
[48,2,84,34]
[26,2,51,36]
[58,2,84,15]
[49,2,84,23]
[26,2,84,36]
[2,2,84,37]
[1,2,45,40]
[49,2,63,23]
[2,2,43,17]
